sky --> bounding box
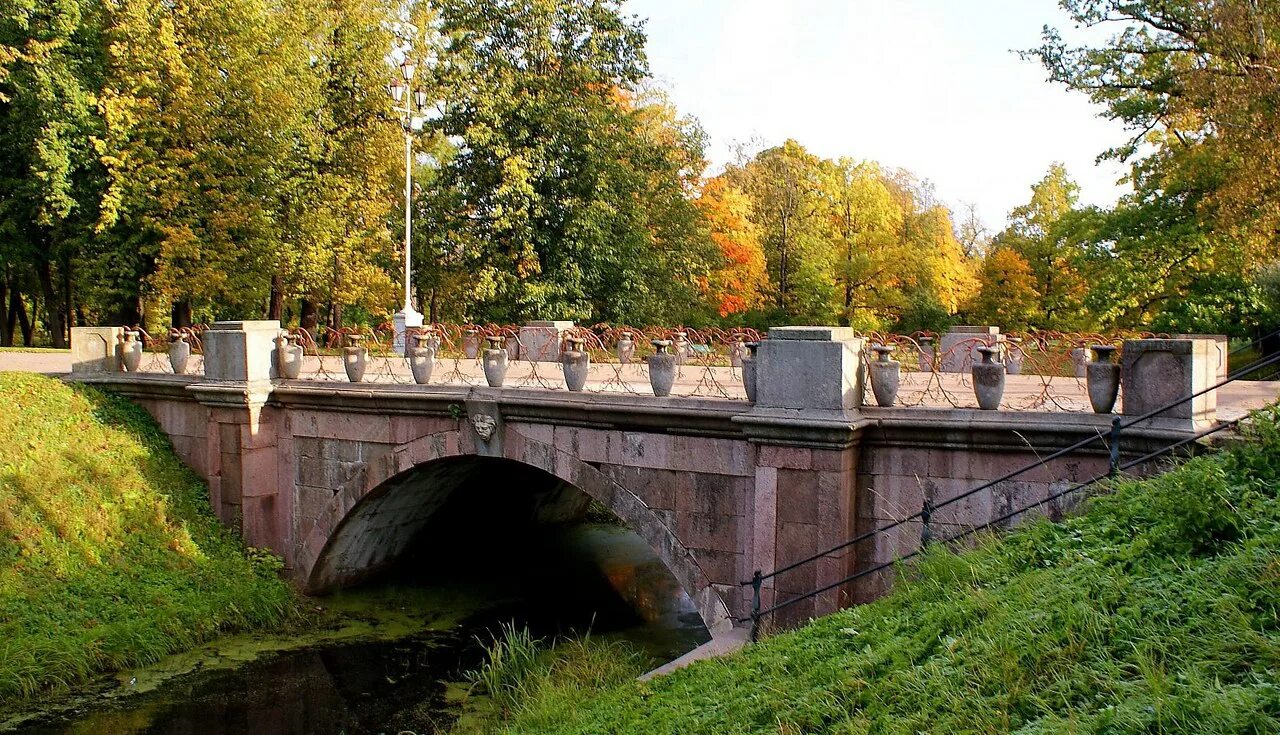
[623,0,1132,230]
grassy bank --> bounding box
[0,373,294,703]
[474,408,1280,734]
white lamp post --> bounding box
[387,56,428,354]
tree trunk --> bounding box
[0,270,8,346]
[36,259,67,348]
[171,299,192,329]
[778,217,789,309]
[10,289,32,346]
[300,299,319,335]
[267,273,284,321]
[429,288,439,324]
[62,254,73,341]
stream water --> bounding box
[3,524,710,734]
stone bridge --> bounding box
[66,322,1245,633]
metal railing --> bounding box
[743,346,1280,639]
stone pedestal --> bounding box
[939,326,1000,373]
[1173,334,1228,381]
[392,308,424,356]
[518,320,574,362]
[754,326,865,413]
[202,320,282,384]
[70,326,124,373]
[1121,338,1218,429]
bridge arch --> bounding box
[295,426,734,634]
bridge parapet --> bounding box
[65,321,1253,630]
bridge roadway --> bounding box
[46,322,1278,636]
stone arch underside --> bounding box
[298,427,734,635]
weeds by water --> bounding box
[454,622,648,733]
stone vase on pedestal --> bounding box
[343,335,367,383]
[616,331,635,365]
[869,344,901,407]
[1070,347,1089,378]
[121,330,143,372]
[972,345,1006,410]
[463,329,481,360]
[277,334,303,380]
[1004,336,1024,375]
[1087,344,1121,414]
[482,335,508,387]
[168,332,190,375]
[918,335,936,372]
[741,342,760,402]
[408,330,437,385]
[730,335,746,368]
[672,331,690,366]
[561,337,589,392]
[648,339,676,397]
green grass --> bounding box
[453,625,649,733]
[0,346,68,353]
[0,373,295,704]
[479,407,1280,734]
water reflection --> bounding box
[10,524,708,734]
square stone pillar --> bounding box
[939,326,1000,373]
[202,320,282,383]
[70,326,124,373]
[755,326,865,412]
[1173,334,1229,381]
[518,320,575,362]
[1122,338,1218,430]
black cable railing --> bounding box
[742,348,1280,639]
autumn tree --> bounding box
[991,163,1091,330]
[696,176,767,318]
[968,247,1041,330]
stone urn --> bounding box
[972,345,1006,410]
[616,331,635,365]
[343,335,368,383]
[561,336,590,392]
[730,335,746,368]
[277,333,303,380]
[482,335,508,387]
[918,335,936,372]
[463,329,481,360]
[168,332,190,375]
[1087,344,1121,414]
[648,339,676,397]
[672,331,690,366]
[120,330,143,372]
[741,342,760,403]
[868,344,900,408]
[1070,347,1089,378]
[407,329,437,385]
[1004,336,1024,375]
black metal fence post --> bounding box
[749,570,762,642]
[1109,415,1122,477]
[921,498,934,546]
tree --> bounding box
[422,0,712,324]
[991,163,1090,330]
[968,248,1041,330]
[696,176,766,318]
[1031,1,1280,334]
[0,0,106,346]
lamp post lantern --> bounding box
[387,55,429,354]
